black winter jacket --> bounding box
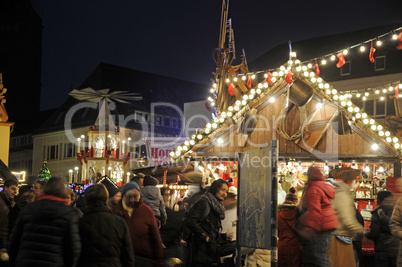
[365,204,399,256]
[77,206,135,267]
[186,197,223,264]
[8,195,81,267]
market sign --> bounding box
[145,137,187,167]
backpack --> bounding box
[180,198,210,242]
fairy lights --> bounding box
[173,45,402,161]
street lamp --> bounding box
[69,169,73,183]
[74,166,79,183]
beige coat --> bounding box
[331,181,363,240]
[389,197,402,266]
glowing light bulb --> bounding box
[363,119,369,124]
[356,113,361,118]
[385,131,390,136]
[376,40,382,46]
[332,89,337,95]
[170,151,175,157]
[330,55,336,61]
[269,97,275,103]
[377,125,383,131]
[356,93,361,98]
[371,125,376,130]
[379,131,384,136]
[233,77,238,82]
[387,137,392,142]
[226,78,230,83]
[343,49,348,55]
[395,143,400,149]
[190,140,195,145]
[393,33,398,40]
[316,103,323,109]
[354,107,360,112]
[389,86,394,91]
[321,59,327,65]
[362,113,367,118]
[256,89,262,94]
[348,107,353,112]
[393,137,399,143]
[371,144,378,150]
[360,45,366,52]
[369,119,375,124]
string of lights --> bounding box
[171,58,402,161]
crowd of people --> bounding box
[278,166,402,267]
[1,166,402,267]
[0,174,237,267]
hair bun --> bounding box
[288,187,296,194]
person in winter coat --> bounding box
[278,187,302,267]
[112,182,165,267]
[186,179,228,267]
[8,177,81,267]
[77,184,134,267]
[297,166,337,267]
[64,187,83,218]
[388,190,402,266]
[366,191,398,267]
[330,169,364,267]
[141,175,167,226]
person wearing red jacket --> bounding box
[278,187,302,267]
[112,182,165,267]
[297,166,337,267]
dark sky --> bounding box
[32,0,402,111]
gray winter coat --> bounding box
[141,186,167,221]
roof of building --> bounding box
[35,62,210,134]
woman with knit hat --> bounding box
[297,166,337,267]
[278,187,302,267]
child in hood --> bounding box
[141,175,167,226]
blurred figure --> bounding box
[64,188,83,218]
[141,175,167,227]
[77,184,134,267]
[161,199,186,261]
[221,186,237,241]
[353,207,365,267]
[186,179,228,267]
[278,187,302,267]
[32,179,47,200]
[112,182,165,267]
[8,185,35,233]
[0,179,18,263]
[297,166,337,267]
[8,177,81,266]
[366,191,398,267]
[0,179,19,264]
[130,174,144,190]
[331,170,364,267]
[161,187,170,207]
[101,179,121,210]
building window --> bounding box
[341,61,351,76]
[375,56,385,71]
[47,145,59,160]
[363,98,389,120]
[155,115,162,126]
[64,143,76,159]
[11,138,17,147]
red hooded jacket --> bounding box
[299,181,337,233]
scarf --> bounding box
[202,192,225,220]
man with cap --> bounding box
[112,182,165,267]
[141,175,167,227]
[101,179,121,210]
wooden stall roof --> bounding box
[177,67,401,163]
[132,162,202,185]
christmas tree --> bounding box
[38,160,51,181]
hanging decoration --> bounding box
[396,83,399,99]
[314,59,320,77]
[369,41,376,63]
[247,75,252,88]
[397,31,402,50]
[285,71,294,84]
[265,71,273,85]
[228,83,235,96]
[336,52,346,68]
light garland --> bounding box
[206,26,402,108]
[171,57,402,161]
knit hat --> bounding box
[143,175,158,186]
[307,166,324,181]
[284,187,298,204]
[101,180,119,198]
[377,191,393,205]
[121,182,140,197]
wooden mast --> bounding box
[213,0,236,113]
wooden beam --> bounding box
[307,110,338,153]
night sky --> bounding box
[32,0,402,111]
